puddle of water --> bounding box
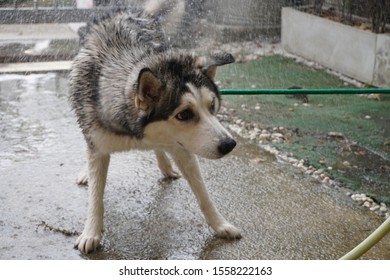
[0,73,69,168]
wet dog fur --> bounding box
[69,7,240,254]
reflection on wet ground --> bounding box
[0,73,389,260]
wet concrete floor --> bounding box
[0,72,390,260]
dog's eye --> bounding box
[176,109,194,121]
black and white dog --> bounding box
[69,6,240,254]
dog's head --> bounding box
[136,52,236,159]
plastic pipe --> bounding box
[340,217,390,260]
[221,88,390,95]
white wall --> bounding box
[281,7,390,87]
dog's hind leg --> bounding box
[75,149,110,254]
[155,150,180,179]
[170,150,241,239]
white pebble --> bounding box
[322,177,330,183]
[259,133,270,140]
[271,133,284,139]
[343,161,351,168]
[370,204,380,211]
[365,197,373,203]
[363,201,371,208]
[314,169,324,175]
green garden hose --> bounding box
[221,88,390,95]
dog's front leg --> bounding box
[75,149,110,253]
[170,150,241,239]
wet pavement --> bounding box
[1,72,390,260]
[0,23,82,64]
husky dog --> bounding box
[69,8,240,254]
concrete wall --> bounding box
[281,7,390,87]
[374,35,390,88]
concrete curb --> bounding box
[0,23,84,42]
[0,60,72,73]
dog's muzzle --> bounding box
[218,137,237,156]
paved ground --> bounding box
[0,72,390,260]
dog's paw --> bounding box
[158,161,180,179]
[162,169,181,180]
[76,166,88,185]
[214,223,242,240]
[74,232,101,254]
[156,151,181,180]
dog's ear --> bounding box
[135,68,161,112]
[195,53,235,80]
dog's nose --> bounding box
[218,138,237,156]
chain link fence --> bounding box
[292,0,390,33]
[0,0,289,41]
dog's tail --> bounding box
[144,0,186,44]
[76,0,188,49]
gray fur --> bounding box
[69,8,240,254]
[69,9,232,144]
